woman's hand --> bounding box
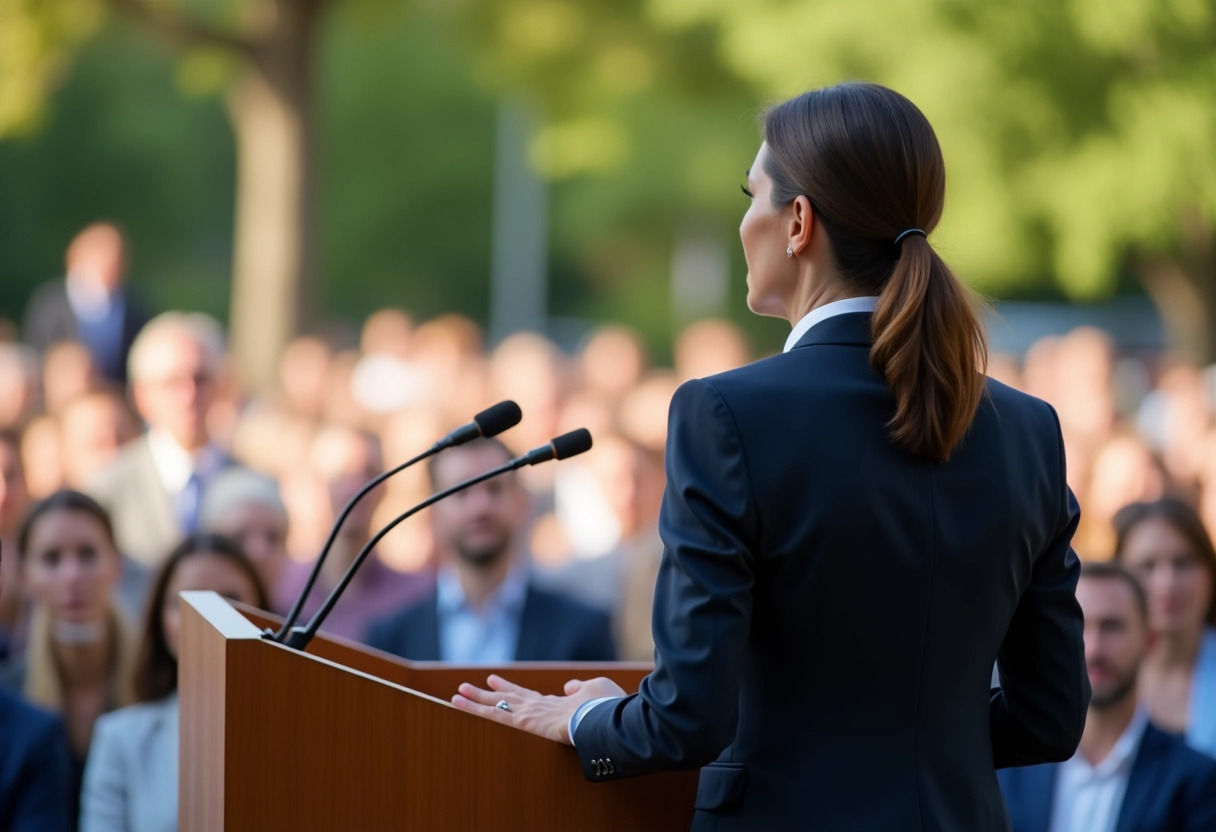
[451,674,627,744]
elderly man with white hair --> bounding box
[88,312,244,573]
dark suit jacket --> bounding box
[574,312,1089,831]
[22,278,147,382]
[998,722,1216,832]
[0,687,74,832]
[364,582,616,662]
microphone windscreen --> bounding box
[474,400,522,438]
[551,428,593,460]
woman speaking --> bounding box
[454,82,1090,831]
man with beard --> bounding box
[365,437,615,663]
[999,562,1216,832]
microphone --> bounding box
[281,428,594,651]
[269,400,522,643]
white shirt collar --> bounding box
[64,274,116,320]
[1067,707,1150,777]
[783,296,880,353]
[436,564,529,616]
[145,429,224,495]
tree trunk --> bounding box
[1136,212,1216,365]
[225,0,322,393]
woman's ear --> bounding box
[787,195,814,257]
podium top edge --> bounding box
[181,591,264,639]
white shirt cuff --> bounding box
[567,697,618,745]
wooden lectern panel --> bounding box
[235,603,655,700]
[181,593,698,831]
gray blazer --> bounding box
[80,694,178,832]
[87,436,181,570]
[87,436,239,571]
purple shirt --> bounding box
[273,556,431,645]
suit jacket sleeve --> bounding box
[79,713,128,832]
[13,714,74,832]
[991,404,1090,768]
[574,378,757,779]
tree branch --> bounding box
[106,0,259,56]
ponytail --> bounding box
[762,83,989,462]
[869,237,987,463]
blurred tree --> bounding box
[1,0,329,391]
[640,0,1216,360]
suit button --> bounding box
[591,759,602,776]
[606,759,615,775]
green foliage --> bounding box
[4,0,1216,355]
[642,0,1216,301]
[0,0,103,134]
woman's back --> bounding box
[675,311,1086,828]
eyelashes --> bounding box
[740,184,754,199]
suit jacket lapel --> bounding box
[415,593,441,661]
[1023,764,1058,831]
[1116,725,1166,832]
[513,586,543,661]
[134,438,180,548]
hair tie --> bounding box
[893,228,926,246]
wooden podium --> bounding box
[179,591,698,830]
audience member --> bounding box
[1113,499,1216,757]
[81,533,267,832]
[21,412,65,500]
[0,491,136,819]
[0,540,75,832]
[672,317,751,381]
[366,438,615,662]
[0,343,41,430]
[999,563,1216,831]
[577,324,648,401]
[276,335,334,422]
[0,431,32,660]
[1076,433,1166,559]
[199,468,290,611]
[275,425,428,641]
[88,312,239,568]
[58,386,139,491]
[22,223,150,383]
[42,341,98,416]
[541,434,665,660]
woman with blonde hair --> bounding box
[0,490,135,816]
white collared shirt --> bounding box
[435,565,529,664]
[1049,708,1149,832]
[145,429,225,496]
[782,296,880,353]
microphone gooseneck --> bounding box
[282,428,594,651]
[269,401,522,643]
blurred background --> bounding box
[1,0,1215,564]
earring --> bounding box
[786,245,794,258]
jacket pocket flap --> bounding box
[694,762,748,811]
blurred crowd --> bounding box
[1,222,1215,830]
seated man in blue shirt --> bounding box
[366,437,616,663]
[999,562,1216,832]
[0,545,74,832]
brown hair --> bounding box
[1113,498,1216,626]
[133,533,270,702]
[1079,561,1149,623]
[16,489,134,712]
[763,82,987,462]
[18,489,115,558]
